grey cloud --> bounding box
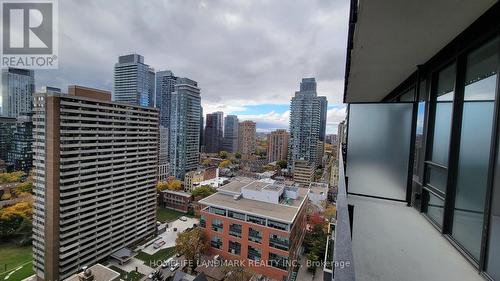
[36,0,349,109]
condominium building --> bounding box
[155,70,178,128]
[318,96,328,142]
[288,78,324,170]
[32,86,159,280]
[223,115,238,153]
[169,78,201,179]
[204,111,224,153]
[267,129,289,163]
[184,170,205,191]
[199,178,308,281]
[292,159,314,187]
[237,120,256,158]
[0,68,35,118]
[0,115,33,173]
[327,2,500,281]
[114,54,155,107]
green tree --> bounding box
[276,160,287,169]
[175,228,209,269]
[192,185,216,199]
[234,152,242,159]
[219,151,228,159]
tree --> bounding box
[219,159,231,169]
[156,179,182,192]
[0,171,25,183]
[175,228,209,269]
[14,181,33,195]
[276,160,287,169]
[306,252,319,274]
[202,159,211,167]
[324,204,336,222]
[192,185,216,199]
[219,151,228,159]
[234,152,241,159]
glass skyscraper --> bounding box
[1,68,35,118]
[113,54,155,107]
[169,78,201,179]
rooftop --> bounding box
[64,264,120,281]
[200,178,308,223]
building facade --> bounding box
[160,190,192,213]
[32,86,158,280]
[204,111,224,153]
[318,96,328,142]
[288,78,323,171]
[1,68,35,118]
[238,120,256,158]
[223,115,239,153]
[267,129,289,163]
[169,78,201,179]
[199,178,308,281]
[293,159,314,187]
[0,115,33,173]
[114,54,155,107]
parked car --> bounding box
[153,240,165,249]
[170,262,179,272]
[180,216,187,221]
[162,257,173,268]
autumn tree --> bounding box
[0,171,25,184]
[219,159,231,169]
[219,151,228,159]
[156,179,183,192]
[175,228,209,269]
[276,160,287,169]
[191,185,216,199]
[223,263,254,281]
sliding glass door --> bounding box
[452,37,498,261]
[423,63,456,228]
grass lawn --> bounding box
[109,266,144,281]
[156,207,184,222]
[136,247,176,268]
[0,243,33,280]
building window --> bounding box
[247,215,266,226]
[248,227,262,244]
[228,210,246,221]
[210,206,226,216]
[452,36,498,261]
[269,233,289,251]
[200,215,206,228]
[211,218,223,233]
[268,252,289,271]
[267,220,289,231]
[228,240,241,255]
[247,245,261,261]
[229,224,242,238]
[211,235,223,250]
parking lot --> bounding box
[142,217,199,255]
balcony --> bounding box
[330,148,484,281]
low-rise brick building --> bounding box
[160,190,193,213]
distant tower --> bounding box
[169,78,201,179]
[223,115,239,153]
[288,78,325,170]
[114,54,155,107]
[204,111,224,153]
[238,120,256,158]
[1,68,35,117]
[267,129,289,163]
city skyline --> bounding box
[28,0,348,133]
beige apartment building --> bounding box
[32,86,159,280]
[238,120,256,158]
[267,129,289,163]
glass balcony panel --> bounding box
[346,103,413,200]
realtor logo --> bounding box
[1,0,58,68]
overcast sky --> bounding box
[35,0,349,133]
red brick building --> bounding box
[160,190,192,213]
[198,178,308,281]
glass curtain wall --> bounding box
[452,37,499,261]
[424,63,456,227]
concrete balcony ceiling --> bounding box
[344,0,497,102]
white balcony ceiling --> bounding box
[344,0,497,102]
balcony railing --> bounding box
[331,150,355,281]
